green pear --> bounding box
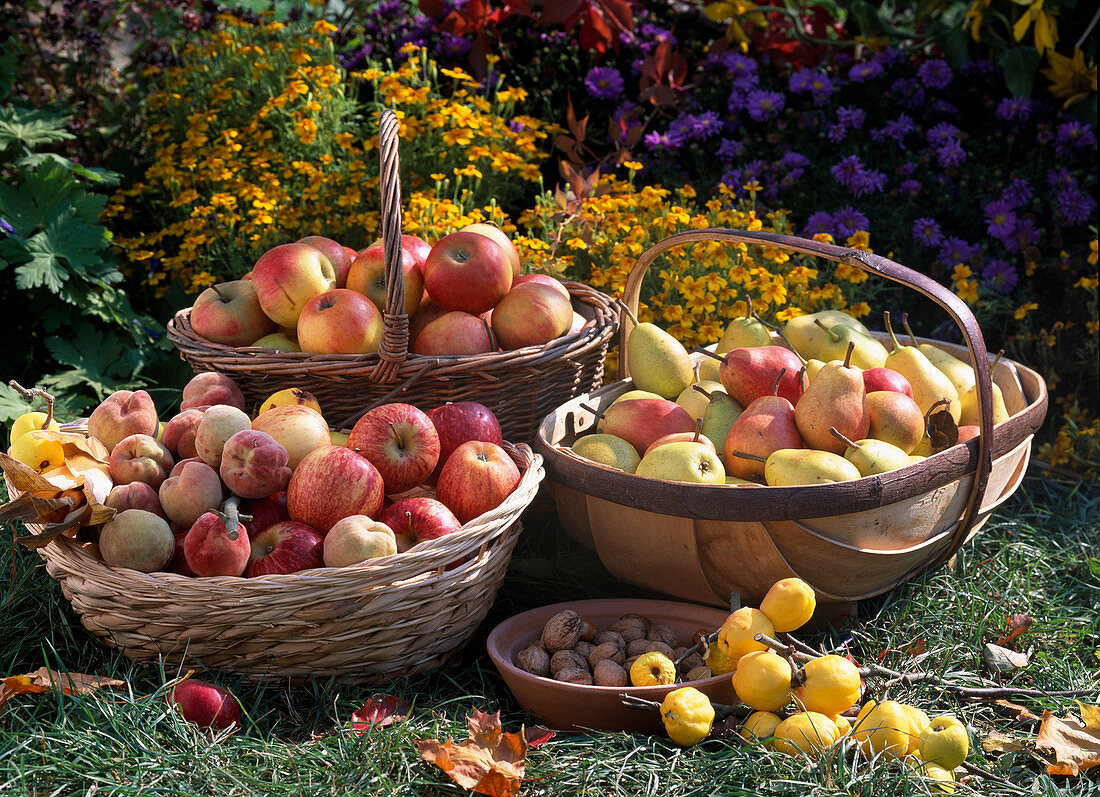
[636,440,726,485]
[866,390,925,454]
[783,310,871,360]
[794,343,870,455]
[627,322,695,399]
[919,345,976,395]
[803,358,827,383]
[699,388,743,452]
[611,389,664,405]
[883,312,961,422]
[830,428,913,476]
[763,448,861,486]
[809,320,888,369]
[676,380,725,421]
[725,475,757,485]
[958,381,1010,426]
[571,433,641,473]
[699,307,773,381]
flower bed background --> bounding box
[0,0,1096,474]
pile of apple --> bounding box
[570,306,1012,486]
[74,372,520,577]
[189,224,587,356]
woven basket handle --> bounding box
[619,228,995,571]
[370,109,411,383]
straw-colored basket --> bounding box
[30,442,543,682]
[166,110,618,438]
[534,229,1048,611]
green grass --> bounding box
[0,474,1098,796]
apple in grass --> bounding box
[297,235,353,288]
[109,434,174,490]
[412,311,496,356]
[246,520,325,576]
[87,389,159,453]
[184,502,252,577]
[167,679,240,732]
[491,281,574,350]
[459,222,521,280]
[250,404,331,470]
[347,403,440,495]
[322,515,398,567]
[379,496,462,552]
[286,445,385,534]
[159,459,224,529]
[435,440,521,524]
[190,279,278,346]
[422,230,512,315]
[219,429,293,500]
[181,372,246,412]
[425,401,503,484]
[296,288,384,354]
[346,240,425,317]
[250,242,337,328]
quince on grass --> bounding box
[918,714,969,769]
[660,686,715,746]
[772,711,840,758]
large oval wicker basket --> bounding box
[31,442,543,682]
[166,110,618,438]
[534,229,1048,609]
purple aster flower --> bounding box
[671,111,722,142]
[837,106,866,129]
[643,130,681,151]
[927,122,961,144]
[912,218,944,247]
[983,198,1017,240]
[789,69,834,105]
[898,162,917,177]
[931,99,959,115]
[899,179,921,196]
[878,47,906,69]
[722,52,757,77]
[892,77,926,110]
[1055,188,1098,226]
[779,151,809,170]
[727,86,751,113]
[848,58,884,82]
[717,139,744,160]
[827,123,847,143]
[1002,177,1033,208]
[720,169,744,192]
[747,90,785,122]
[742,159,768,182]
[1004,218,1041,253]
[584,66,624,100]
[981,258,1018,294]
[918,58,953,89]
[732,70,761,92]
[996,97,1033,123]
[831,155,865,192]
[1046,167,1077,191]
[939,236,979,264]
[1055,120,1097,154]
[937,139,967,169]
[878,114,916,144]
[833,207,870,237]
[803,211,836,237]
[437,33,472,58]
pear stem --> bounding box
[900,313,920,347]
[883,310,901,352]
[693,418,704,443]
[829,427,859,449]
[743,292,755,320]
[729,449,767,463]
[843,340,855,369]
[771,325,807,364]
[616,299,640,327]
[211,283,230,303]
[692,384,714,400]
[771,367,786,397]
[814,318,840,342]
[991,349,1004,370]
[692,345,726,362]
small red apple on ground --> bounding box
[246,520,325,576]
[435,440,521,524]
[167,679,241,732]
[347,403,440,494]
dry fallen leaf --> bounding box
[0,667,127,712]
[992,698,1041,722]
[417,709,532,797]
[1034,708,1100,776]
[350,694,410,735]
[981,730,1026,754]
[996,613,1034,647]
[1078,701,1100,730]
[983,642,1029,673]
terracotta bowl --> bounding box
[486,598,735,732]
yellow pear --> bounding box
[572,432,642,473]
[676,380,725,421]
[883,312,960,422]
[627,322,695,399]
[764,448,861,486]
[958,381,1010,426]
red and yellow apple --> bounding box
[347,402,440,494]
[246,520,325,576]
[460,222,521,279]
[250,242,337,328]
[422,230,512,314]
[297,235,353,288]
[491,281,574,350]
[425,401,503,484]
[379,496,462,553]
[434,440,521,523]
[412,311,495,356]
[296,288,383,354]
[190,279,277,346]
[286,445,385,534]
[346,240,425,317]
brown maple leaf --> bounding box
[0,667,126,712]
[417,709,533,797]
[1034,707,1100,776]
[350,694,411,735]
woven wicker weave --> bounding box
[33,442,543,682]
[166,109,618,438]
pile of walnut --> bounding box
[514,609,710,687]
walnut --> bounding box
[611,614,650,643]
[624,654,641,672]
[592,659,628,687]
[549,649,589,677]
[645,640,676,660]
[588,641,625,669]
[626,638,652,659]
[686,665,713,681]
[541,610,584,652]
[514,644,550,678]
[593,630,625,648]
[648,623,679,647]
[573,640,595,660]
[579,617,597,642]
[555,667,593,685]
[678,651,705,674]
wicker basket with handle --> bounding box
[534,229,1047,609]
[166,110,618,439]
[28,439,543,682]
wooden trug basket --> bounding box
[32,442,543,682]
[166,109,618,439]
[534,229,1048,610]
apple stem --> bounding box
[829,427,859,449]
[900,312,920,347]
[692,345,725,362]
[771,367,786,397]
[8,381,56,429]
[729,449,767,463]
[578,402,606,421]
[883,311,902,352]
[481,316,497,350]
[843,340,855,369]
[814,318,840,342]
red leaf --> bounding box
[539,0,585,26]
[525,725,555,747]
[996,613,1034,647]
[418,709,531,797]
[579,6,613,54]
[906,638,928,656]
[350,694,410,735]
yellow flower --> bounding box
[1074,277,1098,290]
[812,232,834,245]
[742,180,762,193]
[849,301,871,318]
[1089,239,1098,265]
[955,279,978,303]
[952,263,973,281]
[1012,0,1058,56]
[1041,48,1097,107]
[311,19,337,36]
[1015,302,1039,319]
[623,160,643,171]
[964,0,991,42]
